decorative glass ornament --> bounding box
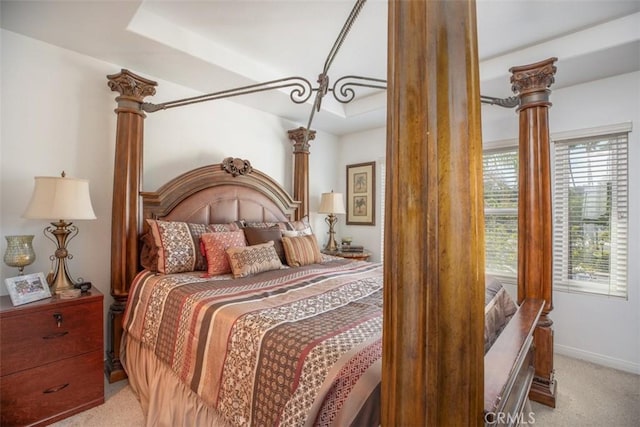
[4,235,36,275]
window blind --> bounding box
[552,132,628,298]
[483,147,519,284]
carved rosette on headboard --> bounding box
[221,157,253,177]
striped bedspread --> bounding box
[123,260,516,426]
[123,259,383,427]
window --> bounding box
[483,147,519,284]
[553,131,629,298]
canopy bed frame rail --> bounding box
[105,2,557,424]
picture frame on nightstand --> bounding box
[4,272,51,306]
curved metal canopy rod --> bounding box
[302,0,368,142]
[141,76,315,112]
[141,0,518,132]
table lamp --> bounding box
[318,191,346,253]
[22,172,96,294]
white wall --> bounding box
[0,30,339,347]
[335,127,386,262]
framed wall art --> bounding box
[4,272,51,306]
[346,161,375,225]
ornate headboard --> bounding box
[140,158,300,226]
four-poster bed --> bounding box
[105,1,557,425]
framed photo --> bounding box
[4,272,51,306]
[346,161,375,225]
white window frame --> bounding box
[482,122,630,299]
[482,143,519,285]
[551,123,630,298]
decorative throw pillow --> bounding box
[145,219,241,274]
[243,226,286,264]
[282,227,313,238]
[281,234,323,267]
[146,219,208,274]
[200,230,247,276]
[209,221,244,232]
[139,231,160,271]
[226,241,283,278]
[287,216,311,232]
[243,216,311,233]
[243,221,289,231]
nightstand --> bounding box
[323,249,372,261]
[0,289,104,426]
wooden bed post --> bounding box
[105,70,157,382]
[287,127,315,220]
[383,1,485,425]
[511,58,558,407]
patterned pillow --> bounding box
[243,216,311,233]
[226,241,283,278]
[243,226,286,263]
[200,231,247,276]
[282,227,313,237]
[281,234,323,267]
[145,219,241,274]
[288,216,311,231]
[243,221,290,231]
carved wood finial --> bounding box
[107,69,157,102]
[221,157,253,177]
[510,58,557,110]
[287,127,316,153]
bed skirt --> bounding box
[122,331,230,427]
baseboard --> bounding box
[555,345,640,375]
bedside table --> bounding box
[0,289,104,426]
[323,249,372,261]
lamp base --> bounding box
[44,221,79,294]
[323,244,340,253]
[50,273,76,294]
[323,213,340,253]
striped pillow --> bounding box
[281,234,322,267]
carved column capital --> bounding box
[107,69,157,114]
[287,127,316,153]
[107,69,157,100]
[510,58,557,110]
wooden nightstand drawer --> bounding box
[0,350,104,427]
[0,297,102,376]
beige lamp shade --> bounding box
[318,191,346,214]
[23,175,96,220]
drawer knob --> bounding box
[53,312,63,327]
[43,383,70,394]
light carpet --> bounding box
[51,353,639,426]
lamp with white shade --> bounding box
[22,172,96,294]
[318,191,346,253]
